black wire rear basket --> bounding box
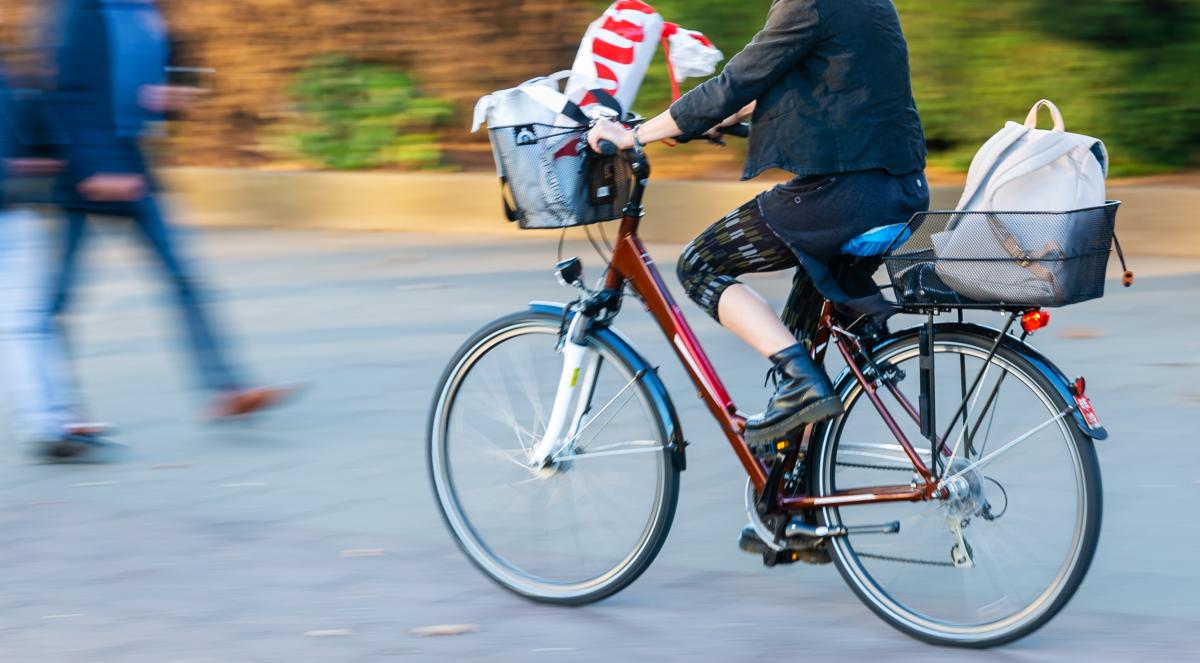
[884,202,1120,309]
[488,123,635,230]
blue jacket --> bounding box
[53,0,168,209]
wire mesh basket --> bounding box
[488,123,634,230]
[884,202,1120,309]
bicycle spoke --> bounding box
[554,443,663,462]
[819,332,1098,643]
[943,407,1073,483]
[432,320,675,602]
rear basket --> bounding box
[884,202,1120,309]
[488,123,634,230]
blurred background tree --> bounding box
[622,0,1200,176]
[286,56,453,170]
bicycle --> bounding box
[428,131,1114,647]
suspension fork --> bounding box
[528,312,599,467]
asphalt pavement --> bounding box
[1,225,1197,661]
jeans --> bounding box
[0,210,82,440]
[50,195,241,393]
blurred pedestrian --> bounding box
[49,0,293,424]
[0,55,115,460]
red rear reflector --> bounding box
[1021,310,1050,334]
[1074,376,1087,396]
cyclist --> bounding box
[588,0,929,447]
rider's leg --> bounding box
[677,202,841,445]
[716,284,797,358]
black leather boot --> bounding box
[744,343,842,447]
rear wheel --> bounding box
[812,328,1102,647]
[428,311,679,605]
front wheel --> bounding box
[428,311,679,605]
[812,328,1102,647]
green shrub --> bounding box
[288,55,454,170]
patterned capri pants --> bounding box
[675,199,799,322]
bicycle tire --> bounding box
[810,327,1102,647]
[427,310,680,605]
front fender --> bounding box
[528,302,688,470]
[854,322,1107,441]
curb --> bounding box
[161,168,1200,255]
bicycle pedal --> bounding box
[750,437,795,461]
[762,546,831,567]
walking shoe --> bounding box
[744,343,842,447]
[208,385,299,420]
[37,433,124,463]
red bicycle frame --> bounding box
[602,156,941,511]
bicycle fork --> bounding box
[528,312,601,468]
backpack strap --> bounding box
[519,83,590,126]
[1025,99,1066,131]
[984,214,1059,283]
[585,87,623,118]
[499,175,522,223]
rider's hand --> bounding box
[704,101,756,143]
[587,118,636,153]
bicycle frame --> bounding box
[590,152,941,513]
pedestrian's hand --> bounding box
[7,158,65,177]
[78,174,147,202]
[139,85,207,113]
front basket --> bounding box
[488,123,634,230]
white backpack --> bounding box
[932,100,1110,304]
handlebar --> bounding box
[675,122,751,144]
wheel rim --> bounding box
[819,340,1091,643]
[430,321,671,600]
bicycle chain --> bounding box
[837,460,953,568]
[855,552,955,568]
[835,461,917,473]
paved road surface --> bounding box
[1,227,1197,661]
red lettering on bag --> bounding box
[552,136,584,160]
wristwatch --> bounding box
[632,125,646,152]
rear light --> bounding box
[1021,309,1050,334]
[1074,376,1086,396]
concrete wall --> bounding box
[161,168,1200,256]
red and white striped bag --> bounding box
[565,0,724,118]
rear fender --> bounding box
[838,322,1107,441]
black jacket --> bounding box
[670,0,927,180]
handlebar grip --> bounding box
[596,139,619,156]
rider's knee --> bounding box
[676,244,704,303]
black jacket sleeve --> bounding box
[669,0,822,135]
[53,0,143,180]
